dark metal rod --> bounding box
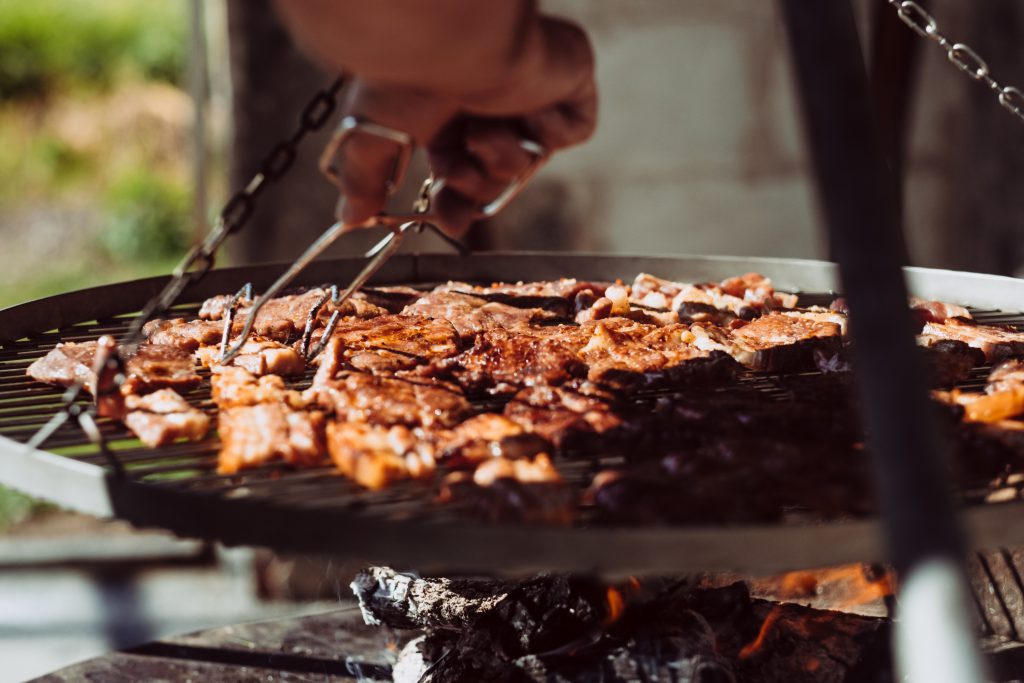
[778,0,984,679]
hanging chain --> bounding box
[24,77,346,458]
[122,75,346,347]
[888,1,1024,124]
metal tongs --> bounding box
[220,115,546,363]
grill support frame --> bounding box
[3,252,1024,576]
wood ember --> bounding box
[350,566,515,631]
[361,568,892,683]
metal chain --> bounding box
[888,1,1024,124]
[122,75,346,347]
[23,77,346,458]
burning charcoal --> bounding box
[350,566,515,631]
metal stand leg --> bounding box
[778,1,985,680]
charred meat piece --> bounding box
[312,314,461,374]
[27,341,200,396]
[403,290,559,340]
[199,287,388,340]
[504,383,628,449]
[691,311,844,372]
[920,318,1024,362]
[917,336,983,386]
[424,326,589,395]
[432,413,552,466]
[326,422,436,489]
[305,370,471,429]
[195,337,305,376]
[218,403,327,474]
[123,389,210,447]
[579,318,738,391]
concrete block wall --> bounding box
[481,0,974,269]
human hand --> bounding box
[276,1,596,235]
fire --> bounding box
[752,564,895,614]
[603,586,626,625]
[738,607,783,659]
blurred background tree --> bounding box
[0,0,192,311]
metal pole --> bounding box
[189,0,209,242]
[778,1,985,680]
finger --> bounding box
[462,119,535,183]
[431,185,479,237]
[331,80,456,227]
[524,83,598,151]
[428,147,511,208]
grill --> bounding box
[3,252,1024,576]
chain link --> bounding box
[888,1,1024,125]
[121,76,346,346]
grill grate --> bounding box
[2,295,1024,530]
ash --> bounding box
[351,567,893,683]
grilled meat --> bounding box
[326,422,436,489]
[989,359,1024,393]
[218,403,327,474]
[195,337,304,376]
[27,341,200,396]
[631,272,797,324]
[211,366,325,473]
[917,337,983,386]
[210,366,302,408]
[579,318,738,391]
[403,290,560,340]
[921,318,1024,361]
[910,297,972,326]
[143,317,238,351]
[439,460,574,525]
[435,278,610,317]
[504,383,626,449]
[425,326,589,394]
[305,370,471,429]
[124,389,210,447]
[587,438,871,524]
[199,287,388,340]
[312,314,461,374]
[432,413,552,466]
[690,311,843,372]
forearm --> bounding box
[274,0,538,95]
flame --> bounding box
[738,607,783,660]
[603,586,626,625]
[754,564,895,613]
[385,640,398,653]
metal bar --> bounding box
[779,1,985,680]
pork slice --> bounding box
[195,337,305,376]
[27,341,200,395]
[325,422,436,489]
[124,389,210,447]
[922,319,1024,362]
[217,403,326,474]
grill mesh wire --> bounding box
[2,294,1024,526]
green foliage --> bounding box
[100,169,192,261]
[0,485,38,531]
[0,0,187,99]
